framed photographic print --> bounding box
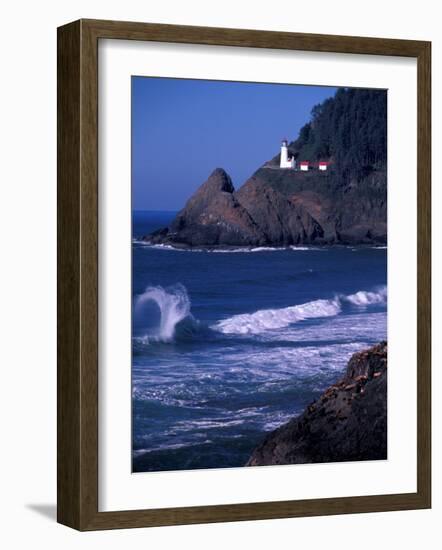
[57,19,431,530]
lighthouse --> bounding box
[280,139,295,169]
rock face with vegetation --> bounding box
[246,341,387,466]
[145,88,387,247]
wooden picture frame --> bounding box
[57,18,431,530]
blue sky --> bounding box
[132,77,337,211]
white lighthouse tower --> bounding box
[280,139,295,169]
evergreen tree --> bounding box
[290,88,387,182]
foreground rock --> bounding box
[246,341,387,466]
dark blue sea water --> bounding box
[132,211,387,472]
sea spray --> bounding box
[134,284,193,343]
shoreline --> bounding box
[135,239,387,253]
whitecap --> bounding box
[211,286,387,335]
[344,286,387,307]
[212,298,341,335]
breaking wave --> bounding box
[344,286,387,306]
[212,299,341,335]
[212,286,387,335]
[134,284,195,343]
[133,284,387,341]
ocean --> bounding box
[132,210,387,472]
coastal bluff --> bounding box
[246,341,387,466]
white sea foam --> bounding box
[134,283,387,341]
[210,245,318,253]
[211,246,282,253]
[148,243,181,251]
[213,298,342,335]
[289,245,323,251]
[135,241,387,254]
[344,286,387,306]
[173,419,245,430]
[212,286,387,335]
[249,247,280,252]
[136,242,322,253]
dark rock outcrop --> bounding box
[148,168,267,247]
[246,166,387,245]
[246,342,387,466]
[235,177,324,244]
[144,165,386,247]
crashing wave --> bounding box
[212,286,387,335]
[134,284,194,343]
[212,298,341,335]
[344,286,387,306]
[133,283,387,340]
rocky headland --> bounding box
[144,88,387,248]
[246,341,387,466]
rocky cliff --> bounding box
[246,341,387,466]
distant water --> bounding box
[132,210,387,472]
